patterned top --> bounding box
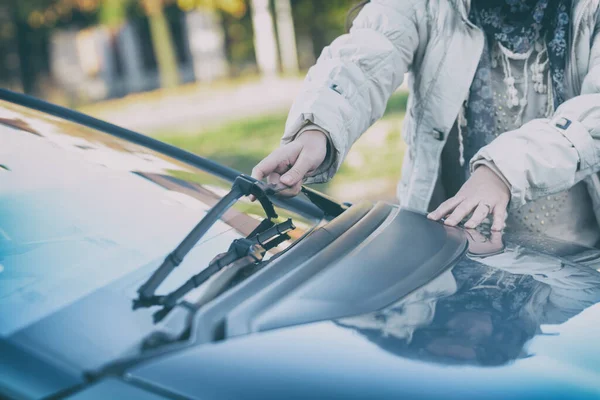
[438,37,599,247]
[486,40,600,246]
[443,1,599,247]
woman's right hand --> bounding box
[251,130,328,197]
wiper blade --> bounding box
[151,218,295,323]
[134,174,279,308]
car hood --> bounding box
[127,230,600,399]
[7,214,600,400]
[127,310,600,400]
[10,201,600,399]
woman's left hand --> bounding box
[427,165,510,231]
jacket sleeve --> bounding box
[471,13,600,209]
[281,0,424,184]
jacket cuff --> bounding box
[549,116,597,171]
[471,159,512,192]
[470,117,587,210]
[470,143,530,210]
[281,111,342,184]
[296,124,337,184]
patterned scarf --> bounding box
[462,0,572,177]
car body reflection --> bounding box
[338,230,600,366]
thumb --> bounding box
[281,151,312,186]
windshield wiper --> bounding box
[133,174,285,311]
[150,218,295,323]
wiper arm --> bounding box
[151,218,295,323]
[134,174,279,307]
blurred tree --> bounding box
[220,5,257,76]
[250,0,278,77]
[0,3,22,91]
[274,0,298,74]
[7,0,359,98]
[99,0,131,27]
[141,0,180,88]
[177,0,252,78]
[189,0,247,17]
[291,0,355,68]
[11,0,249,93]
[139,0,250,86]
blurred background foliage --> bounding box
[0,0,407,202]
[2,0,355,98]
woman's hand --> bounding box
[427,165,510,231]
[251,130,328,197]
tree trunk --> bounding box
[274,0,298,74]
[145,0,179,88]
[250,0,279,77]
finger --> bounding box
[491,202,508,231]
[251,147,290,181]
[428,196,464,221]
[273,181,303,197]
[273,161,292,175]
[250,145,298,202]
[465,228,486,243]
[252,143,303,181]
[267,172,282,187]
[280,151,312,187]
[464,203,492,229]
[444,199,478,227]
[489,230,504,246]
[249,172,284,202]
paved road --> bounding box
[85,77,305,135]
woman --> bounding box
[252,0,600,246]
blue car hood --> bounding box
[128,307,600,400]
[126,229,600,400]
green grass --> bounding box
[156,113,289,175]
[155,91,409,201]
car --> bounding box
[1,88,600,400]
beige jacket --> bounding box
[282,0,600,224]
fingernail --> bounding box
[427,213,436,220]
[445,219,457,226]
[464,223,474,229]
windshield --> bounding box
[0,100,319,343]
